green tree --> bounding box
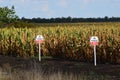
[0,6,18,27]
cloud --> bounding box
[20,0,25,2]
[59,0,68,7]
[32,0,49,12]
[40,4,49,12]
[34,1,50,12]
[79,0,94,9]
[18,0,29,2]
[109,0,120,5]
[11,0,50,12]
[83,0,94,4]
[0,0,3,3]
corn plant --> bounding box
[0,22,120,64]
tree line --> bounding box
[1,6,120,27]
[22,16,120,23]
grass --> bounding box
[0,59,112,80]
[0,68,112,80]
[8,71,111,80]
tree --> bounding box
[0,6,18,27]
[104,16,108,21]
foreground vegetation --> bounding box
[0,22,120,64]
[0,67,111,80]
[0,56,113,80]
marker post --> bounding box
[39,42,41,61]
[90,36,99,66]
[35,35,44,62]
[94,45,96,66]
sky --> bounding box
[0,0,120,18]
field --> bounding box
[0,22,120,63]
[0,22,120,80]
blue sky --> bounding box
[0,0,120,18]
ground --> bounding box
[0,55,120,80]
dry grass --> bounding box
[0,60,112,80]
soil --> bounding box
[0,55,120,80]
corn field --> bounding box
[0,22,120,64]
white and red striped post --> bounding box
[35,35,44,61]
[90,36,99,66]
